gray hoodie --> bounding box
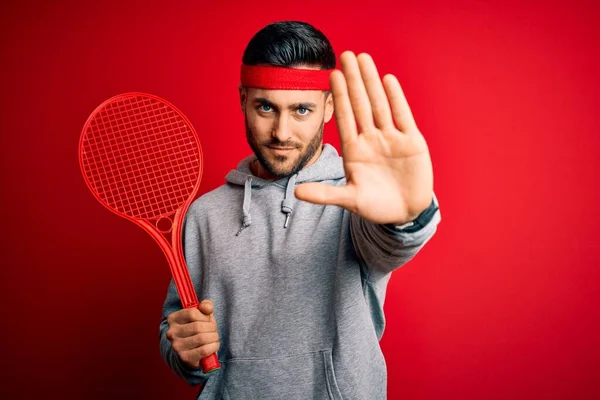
[159,143,441,399]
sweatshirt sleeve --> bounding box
[158,202,212,386]
[350,191,441,279]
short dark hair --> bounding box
[242,21,336,70]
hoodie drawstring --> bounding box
[281,174,297,228]
[236,173,298,235]
[236,176,253,236]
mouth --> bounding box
[266,146,297,155]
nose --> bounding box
[271,114,292,143]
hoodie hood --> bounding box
[224,144,345,235]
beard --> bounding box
[245,117,324,179]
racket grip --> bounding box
[201,353,221,373]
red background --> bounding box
[1,0,599,399]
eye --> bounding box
[259,104,272,112]
[297,107,310,116]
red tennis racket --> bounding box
[78,92,220,373]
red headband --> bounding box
[240,64,332,90]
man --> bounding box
[160,21,441,399]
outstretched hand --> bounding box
[295,51,434,225]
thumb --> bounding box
[295,182,357,211]
[198,299,214,316]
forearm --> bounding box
[350,192,441,276]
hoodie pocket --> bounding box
[221,349,343,400]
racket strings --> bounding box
[87,115,196,212]
[87,101,197,217]
[81,96,200,219]
[86,111,189,217]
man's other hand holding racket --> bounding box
[166,300,221,369]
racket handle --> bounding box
[194,302,221,373]
[201,353,221,373]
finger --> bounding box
[340,51,375,133]
[382,74,416,132]
[179,342,220,367]
[169,307,209,324]
[178,332,220,352]
[357,53,393,129]
[194,341,220,359]
[177,320,218,338]
[330,69,357,144]
[295,182,357,212]
[198,299,214,316]
[178,350,201,369]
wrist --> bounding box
[386,196,438,233]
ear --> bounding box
[239,85,247,113]
[324,91,334,123]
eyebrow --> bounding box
[253,97,317,110]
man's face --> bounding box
[241,86,334,179]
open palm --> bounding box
[295,51,434,225]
